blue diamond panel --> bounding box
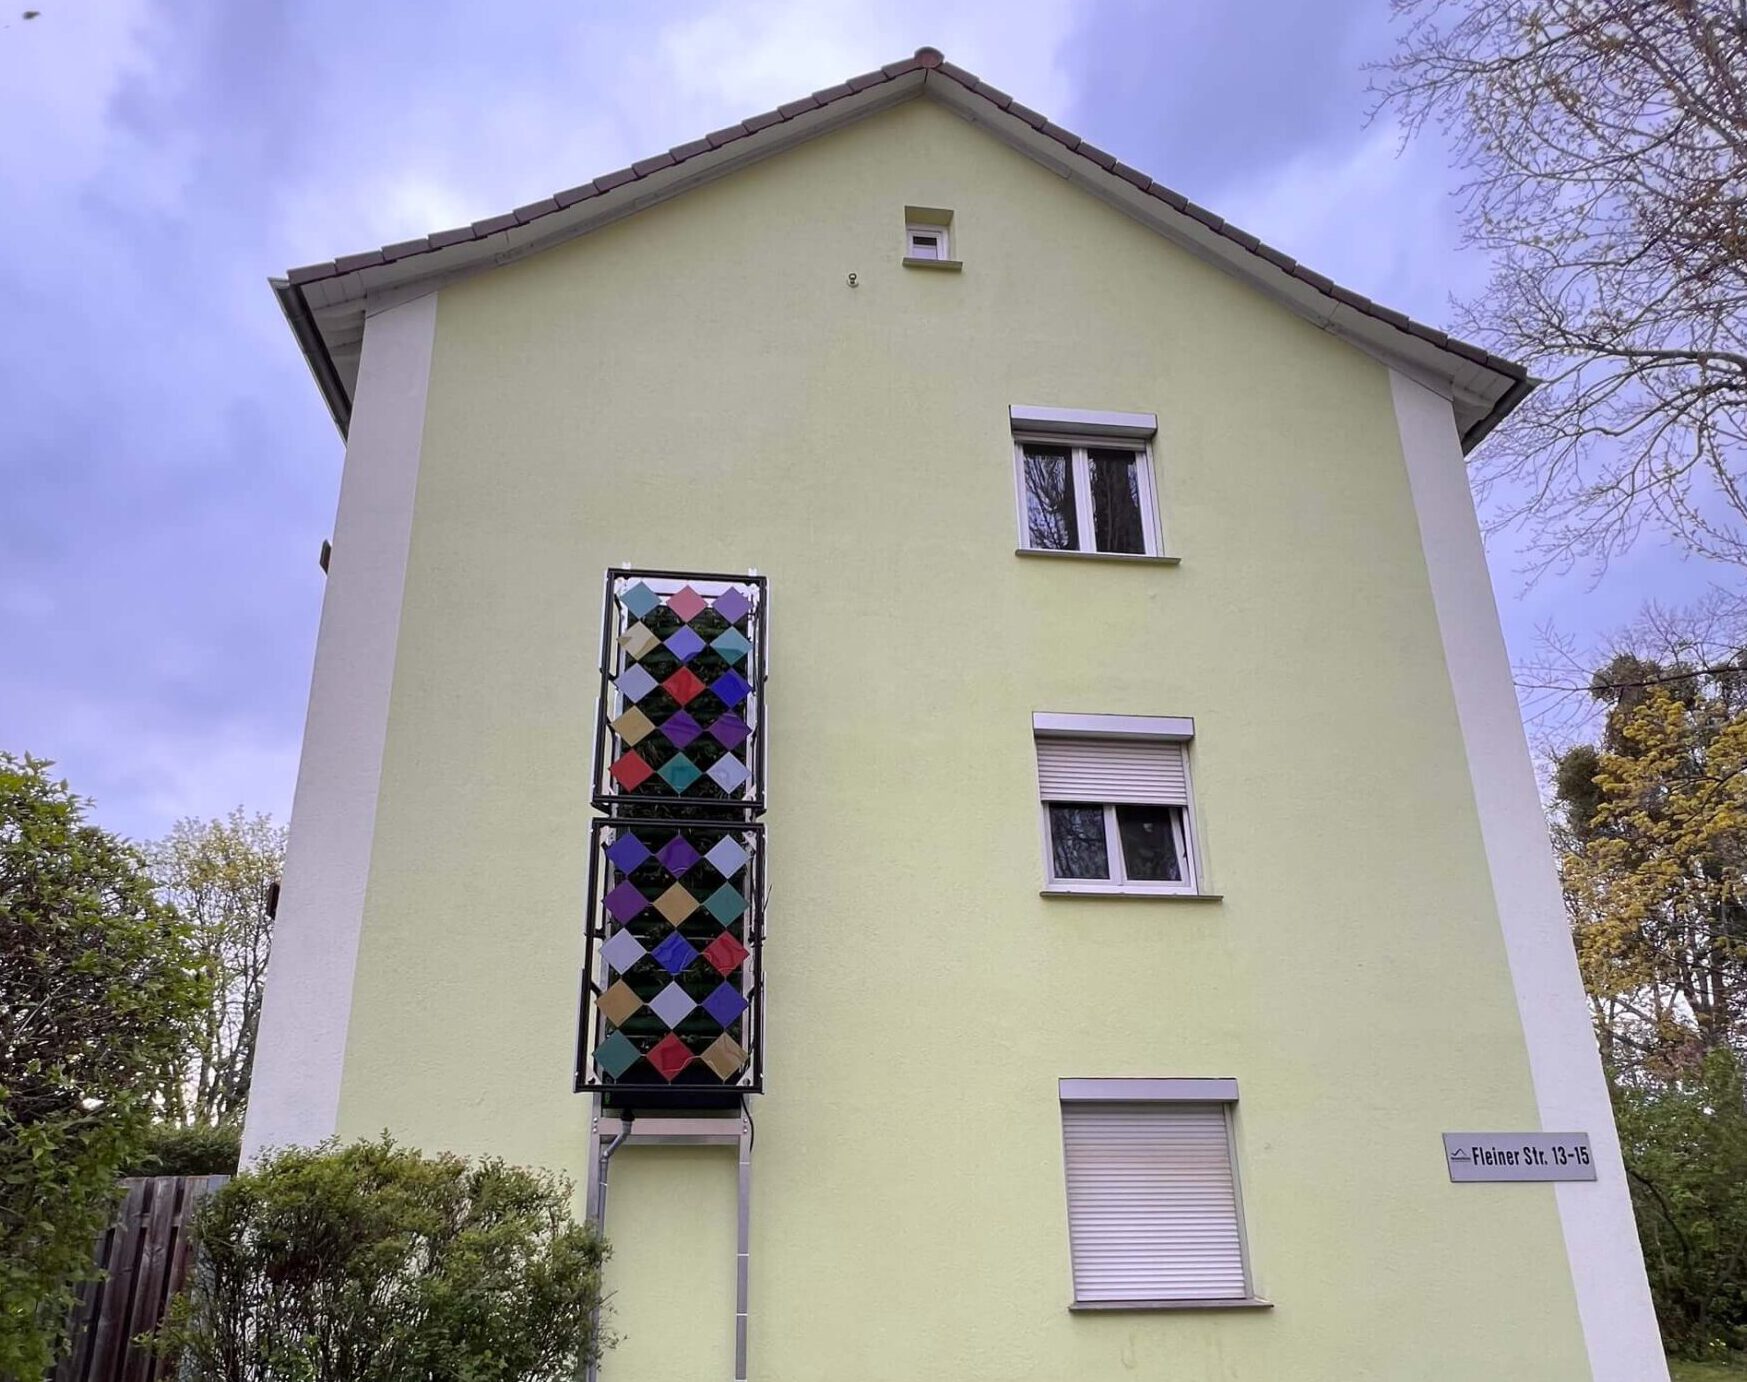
[605,832,651,873]
[665,626,706,661]
[702,981,748,1026]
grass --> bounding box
[1670,1359,1747,1380]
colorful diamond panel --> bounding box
[601,578,763,807]
[583,819,760,1090]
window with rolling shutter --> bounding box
[1033,719,1200,894]
[1061,1098,1252,1304]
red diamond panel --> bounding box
[663,667,706,705]
[667,584,708,621]
[647,1032,693,1082]
[608,750,654,790]
[701,931,749,976]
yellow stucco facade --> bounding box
[269,94,1618,1378]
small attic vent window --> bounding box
[907,227,944,260]
[903,207,959,271]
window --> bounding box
[1060,1079,1257,1307]
[1034,715,1198,894]
[1015,436,1159,555]
[906,224,947,260]
[902,206,958,269]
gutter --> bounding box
[1459,373,1536,456]
[582,1110,632,1382]
[271,277,353,439]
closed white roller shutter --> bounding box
[1035,736,1188,804]
[1062,1102,1247,1302]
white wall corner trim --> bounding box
[241,292,437,1162]
[1390,369,1667,1382]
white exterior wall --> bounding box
[242,292,436,1161]
[1391,369,1668,1382]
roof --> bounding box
[275,46,1530,450]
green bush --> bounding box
[117,1122,243,1177]
[1617,1053,1747,1358]
[0,754,208,1380]
[158,1136,611,1382]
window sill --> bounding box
[902,256,963,271]
[1016,547,1181,566]
[1041,888,1223,902]
[1070,1297,1272,1313]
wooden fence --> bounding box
[51,1175,229,1382]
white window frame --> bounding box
[1041,800,1198,896]
[1012,431,1161,556]
[905,223,948,260]
[1044,802,1193,893]
[1058,1079,1262,1309]
[1034,714,1201,897]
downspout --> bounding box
[584,1110,632,1382]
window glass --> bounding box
[1048,803,1109,878]
[909,231,941,259]
[1022,445,1080,551]
[1115,804,1182,882]
[1088,448,1145,554]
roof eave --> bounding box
[273,276,352,437]
[278,66,932,440]
[1458,374,1535,455]
[919,71,1526,452]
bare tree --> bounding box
[149,810,285,1126]
[1376,1,1747,573]
[1519,588,1747,743]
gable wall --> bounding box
[321,97,1594,1379]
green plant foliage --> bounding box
[0,753,208,1379]
[1670,1356,1747,1380]
[1556,672,1747,1077]
[117,1121,242,1178]
[157,1136,611,1382]
[1617,1053,1747,1359]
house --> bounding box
[243,47,1667,1381]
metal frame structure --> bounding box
[575,564,769,1099]
[581,1106,756,1382]
[588,567,770,817]
[577,566,770,1381]
[574,817,767,1096]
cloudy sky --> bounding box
[0,0,1724,841]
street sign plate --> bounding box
[1443,1132,1595,1182]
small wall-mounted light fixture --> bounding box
[903,206,961,271]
